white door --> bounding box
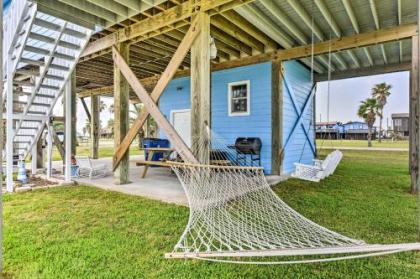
[171,109,191,147]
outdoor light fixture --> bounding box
[210,37,217,59]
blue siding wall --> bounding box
[159,63,273,173]
[212,63,272,173]
[282,61,315,174]
[159,61,315,175]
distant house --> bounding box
[343,121,376,140]
[315,121,343,139]
[392,113,409,137]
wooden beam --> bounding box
[78,24,418,100]
[112,14,202,170]
[220,10,277,50]
[114,42,131,184]
[37,0,108,29]
[211,15,265,53]
[315,62,411,82]
[80,97,91,122]
[191,12,211,164]
[411,35,419,194]
[112,46,198,164]
[81,0,255,59]
[57,0,117,22]
[90,95,99,159]
[275,24,417,61]
[271,60,283,175]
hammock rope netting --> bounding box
[165,128,420,264]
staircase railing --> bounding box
[3,0,30,63]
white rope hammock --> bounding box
[165,129,420,264]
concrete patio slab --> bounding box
[51,155,287,207]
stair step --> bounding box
[15,100,50,108]
[33,18,87,39]
[29,32,81,50]
[15,141,31,144]
[27,110,45,115]
[40,84,60,90]
[20,127,38,130]
[16,134,35,137]
[21,119,43,123]
[31,102,51,108]
[54,51,74,61]
[24,45,50,55]
[13,80,34,86]
[20,58,45,66]
[45,74,64,81]
[15,90,56,99]
[49,63,69,71]
[16,69,39,76]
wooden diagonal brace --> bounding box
[112,14,203,170]
[112,48,198,165]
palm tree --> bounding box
[371,82,392,142]
[358,98,379,147]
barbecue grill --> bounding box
[233,137,262,166]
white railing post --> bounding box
[64,80,72,182]
[31,142,37,175]
[6,53,14,192]
[46,121,52,178]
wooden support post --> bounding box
[71,71,77,155]
[191,12,211,164]
[112,47,198,164]
[90,95,99,159]
[111,15,202,170]
[46,122,53,178]
[65,80,72,182]
[271,60,283,175]
[31,143,37,175]
[411,35,419,194]
[36,135,44,169]
[114,41,131,184]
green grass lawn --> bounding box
[3,150,419,278]
[316,139,409,149]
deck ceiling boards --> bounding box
[35,0,168,29]
[75,0,418,97]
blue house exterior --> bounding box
[159,60,315,175]
[343,121,369,132]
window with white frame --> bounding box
[228,80,250,116]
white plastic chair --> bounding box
[76,156,108,179]
[291,150,342,182]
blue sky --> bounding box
[316,71,409,128]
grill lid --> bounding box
[235,137,262,154]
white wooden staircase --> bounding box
[4,0,93,190]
